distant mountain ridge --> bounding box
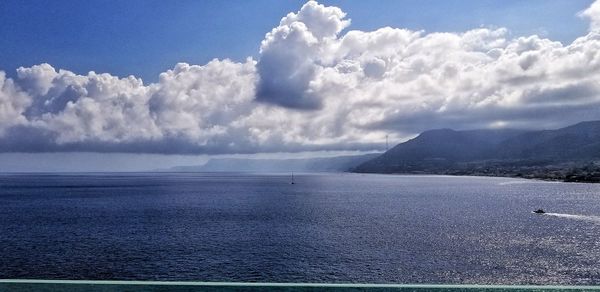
[353,121,600,182]
[495,121,600,160]
[159,121,600,181]
[159,153,380,173]
[353,128,526,173]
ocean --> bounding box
[1,173,600,284]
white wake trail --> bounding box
[543,213,600,224]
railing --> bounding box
[1,280,600,291]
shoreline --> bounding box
[349,171,600,183]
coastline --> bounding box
[350,163,600,183]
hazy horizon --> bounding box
[0,150,378,172]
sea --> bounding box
[1,173,600,284]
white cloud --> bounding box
[0,71,31,134]
[3,0,600,153]
[579,0,600,31]
[148,59,256,146]
[255,0,350,109]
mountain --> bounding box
[353,128,525,173]
[353,121,600,182]
[496,121,600,160]
[160,153,380,173]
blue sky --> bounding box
[0,0,592,83]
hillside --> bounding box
[353,121,600,182]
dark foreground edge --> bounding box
[2,280,600,292]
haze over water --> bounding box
[1,173,600,284]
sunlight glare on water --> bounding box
[1,173,600,284]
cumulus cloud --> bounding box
[0,72,31,134]
[256,1,350,109]
[3,0,600,154]
[579,0,600,31]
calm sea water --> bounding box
[1,173,600,284]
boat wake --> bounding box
[543,213,600,224]
[498,180,556,185]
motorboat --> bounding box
[532,209,545,214]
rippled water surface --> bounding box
[1,173,600,284]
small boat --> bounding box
[533,209,545,214]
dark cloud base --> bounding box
[0,126,383,154]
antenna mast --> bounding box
[386,135,389,151]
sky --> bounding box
[0,0,591,82]
[1,0,599,171]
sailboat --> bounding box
[291,172,295,184]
